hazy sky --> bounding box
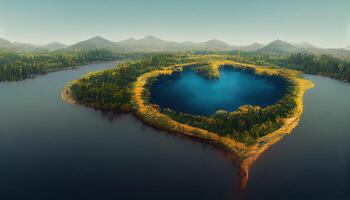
[0,0,349,48]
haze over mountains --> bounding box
[1,35,350,59]
[0,37,67,51]
[67,35,239,51]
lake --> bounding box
[0,62,349,199]
[150,67,286,116]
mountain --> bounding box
[291,42,350,59]
[117,37,138,46]
[43,42,67,51]
[254,40,350,59]
[0,39,43,51]
[0,37,12,49]
[257,39,301,54]
[238,42,264,51]
[0,37,11,45]
[11,42,42,51]
[4,35,235,52]
[137,35,168,46]
[116,35,176,51]
[2,35,349,58]
[196,39,233,50]
[67,36,118,50]
[293,41,318,49]
[115,35,235,51]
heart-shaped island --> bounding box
[62,54,313,188]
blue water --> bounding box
[0,62,349,199]
[150,67,286,116]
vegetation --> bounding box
[62,54,313,183]
[192,51,350,82]
[2,39,349,83]
[139,61,304,145]
[63,55,312,146]
[277,53,350,81]
[64,54,188,111]
[157,78,293,145]
[0,49,141,81]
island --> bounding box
[62,54,313,189]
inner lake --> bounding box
[150,67,287,116]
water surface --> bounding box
[0,62,239,200]
[0,63,349,199]
[150,68,286,116]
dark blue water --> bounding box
[0,62,349,200]
[0,62,240,200]
[150,68,286,116]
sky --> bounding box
[0,0,349,48]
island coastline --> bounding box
[61,57,314,189]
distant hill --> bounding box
[253,40,350,59]
[117,37,139,47]
[238,43,264,51]
[315,48,350,59]
[0,38,66,51]
[0,39,42,51]
[195,39,233,50]
[43,42,67,51]
[256,39,301,54]
[116,35,179,51]
[0,37,12,49]
[293,42,318,49]
[5,35,233,52]
[115,36,234,51]
[1,35,350,59]
[0,37,11,45]
[67,36,119,50]
[12,42,42,51]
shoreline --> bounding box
[61,59,314,189]
[61,85,77,105]
[130,60,314,189]
[1,60,123,83]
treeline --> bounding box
[157,74,294,144]
[69,53,186,111]
[66,54,303,145]
[277,53,350,82]
[192,50,350,82]
[2,47,349,83]
[0,49,140,81]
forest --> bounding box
[66,53,186,112]
[142,64,298,144]
[196,50,350,82]
[64,55,306,145]
[0,49,141,81]
[277,53,350,81]
[1,47,350,83]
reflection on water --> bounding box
[0,62,349,199]
[0,61,240,200]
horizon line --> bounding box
[1,34,349,49]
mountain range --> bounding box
[1,35,350,59]
[0,38,67,51]
[67,35,240,51]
